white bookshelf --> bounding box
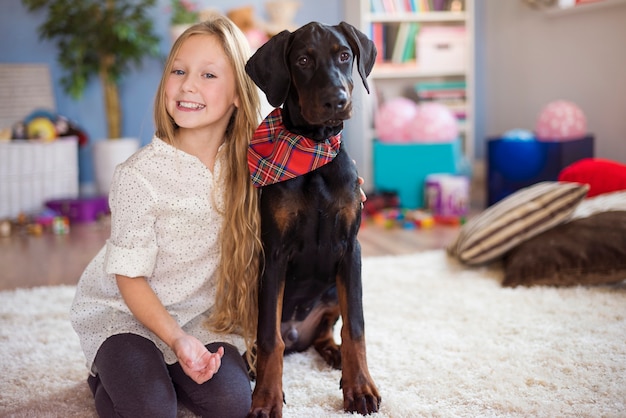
[344,0,475,187]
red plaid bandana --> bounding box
[248,108,342,187]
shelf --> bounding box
[544,0,626,16]
[343,0,475,189]
[365,11,467,23]
[367,121,468,142]
[372,62,467,79]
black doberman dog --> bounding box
[245,21,380,417]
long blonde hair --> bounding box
[154,16,262,367]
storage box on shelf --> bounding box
[343,0,474,188]
[0,137,79,218]
[417,25,468,73]
[373,139,463,209]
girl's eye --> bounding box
[203,73,216,79]
[172,69,185,75]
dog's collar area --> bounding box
[248,108,342,188]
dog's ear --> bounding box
[245,30,293,107]
[337,21,377,94]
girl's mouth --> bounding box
[177,101,205,110]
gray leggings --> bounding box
[88,333,251,418]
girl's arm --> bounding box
[115,274,224,383]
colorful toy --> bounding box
[26,117,57,141]
[52,216,70,235]
[425,174,469,217]
[535,100,587,141]
[405,102,459,142]
[367,207,436,230]
[374,97,419,142]
[433,214,466,226]
[15,109,90,146]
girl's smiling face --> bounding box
[165,34,240,136]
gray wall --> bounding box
[0,0,342,190]
[2,0,625,191]
[479,0,626,163]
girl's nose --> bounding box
[181,75,197,92]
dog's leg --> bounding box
[337,246,381,415]
[249,260,287,418]
[312,304,342,369]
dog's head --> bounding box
[246,21,377,130]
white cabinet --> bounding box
[344,0,475,187]
[0,138,79,218]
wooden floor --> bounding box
[0,175,486,292]
[0,216,463,291]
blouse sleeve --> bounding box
[104,163,159,278]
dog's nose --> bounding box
[325,90,349,112]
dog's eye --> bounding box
[339,52,351,62]
[297,56,309,67]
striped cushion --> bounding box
[448,181,589,265]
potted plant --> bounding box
[169,0,200,42]
[22,0,161,194]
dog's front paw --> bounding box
[247,406,281,418]
[341,379,381,415]
[248,389,284,418]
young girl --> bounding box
[70,16,262,418]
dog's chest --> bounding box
[260,158,360,256]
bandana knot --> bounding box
[248,108,342,187]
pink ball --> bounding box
[374,98,418,142]
[405,102,459,142]
[535,100,587,141]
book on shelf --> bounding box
[382,0,397,12]
[391,22,410,63]
[370,0,382,12]
[402,22,420,62]
[369,0,465,12]
[415,79,467,120]
[418,0,464,11]
[371,21,420,64]
[377,1,465,14]
[415,80,466,93]
[371,22,385,62]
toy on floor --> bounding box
[369,207,438,230]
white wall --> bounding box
[480,1,626,164]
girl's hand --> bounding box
[353,160,367,203]
[173,334,224,384]
[358,175,367,203]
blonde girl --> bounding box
[70,15,261,418]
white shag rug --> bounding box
[1,250,626,418]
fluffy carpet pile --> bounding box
[1,250,625,417]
